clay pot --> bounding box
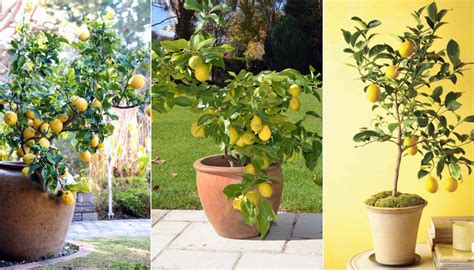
[194,155,283,239]
[366,202,427,265]
[0,162,75,261]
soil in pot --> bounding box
[194,155,283,239]
[365,191,427,266]
[0,162,75,261]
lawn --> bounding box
[152,93,322,213]
[40,237,149,269]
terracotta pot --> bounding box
[366,202,427,265]
[194,155,283,239]
[0,162,75,261]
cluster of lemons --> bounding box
[188,55,211,83]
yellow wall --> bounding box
[323,0,474,268]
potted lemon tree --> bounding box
[0,15,148,261]
[342,2,473,265]
[153,0,321,239]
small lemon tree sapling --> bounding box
[0,15,148,206]
[342,2,473,204]
[153,0,322,237]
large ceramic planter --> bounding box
[194,155,283,239]
[366,202,427,265]
[0,162,75,261]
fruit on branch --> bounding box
[17,147,29,157]
[385,65,400,79]
[191,121,205,138]
[236,136,246,147]
[188,55,204,70]
[25,139,35,147]
[229,127,239,144]
[367,84,381,103]
[22,167,30,177]
[38,138,50,149]
[78,28,90,42]
[194,65,210,82]
[27,63,34,72]
[288,84,302,97]
[23,153,36,164]
[243,163,255,175]
[245,191,259,205]
[399,40,414,58]
[26,109,36,119]
[242,132,256,145]
[90,135,99,148]
[425,175,438,193]
[79,150,91,162]
[72,97,88,112]
[128,74,146,90]
[258,125,272,141]
[444,177,458,192]
[57,114,68,123]
[287,151,297,163]
[289,97,301,111]
[146,105,152,117]
[23,127,36,140]
[4,111,18,126]
[250,115,263,133]
[50,119,63,134]
[61,191,75,206]
[404,136,418,156]
[258,182,273,198]
[91,98,103,110]
[233,195,243,211]
[39,123,50,134]
[32,118,42,129]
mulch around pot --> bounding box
[0,241,93,269]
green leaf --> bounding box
[417,170,429,179]
[173,96,193,106]
[436,156,445,178]
[160,39,190,52]
[368,44,386,58]
[198,114,213,125]
[367,20,381,28]
[463,115,474,122]
[421,152,434,166]
[183,0,202,12]
[427,2,438,23]
[353,130,380,142]
[341,30,351,44]
[449,163,461,179]
[447,39,460,60]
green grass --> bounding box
[40,237,149,269]
[152,93,322,212]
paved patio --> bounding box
[67,219,150,240]
[151,210,323,269]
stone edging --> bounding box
[4,241,94,270]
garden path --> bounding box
[67,219,150,240]
[151,210,323,269]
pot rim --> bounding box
[193,154,280,174]
[0,161,27,170]
[365,201,427,213]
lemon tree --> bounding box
[342,2,473,196]
[153,0,322,238]
[0,15,148,205]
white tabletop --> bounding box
[347,243,434,269]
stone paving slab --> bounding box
[67,219,150,240]
[152,210,322,269]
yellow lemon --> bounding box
[188,55,204,70]
[146,105,152,117]
[233,195,244,211]
[425,175,438,193]
[0,150,6,158]
[80,150,91,162]
[32,118,43,129]
[57,114,69,123]
[245,191,259,205]
[128,74,146,89]
[191,121,205,138]
[385,65,400,79]
[367,84,381,103]
[70,95,79,104]
[22,127,36,140]
[258,182,273,198]
[74,97,88,112]
[407,145,418,155]
[258,125,271,141]
[25,139,35,147]
[22,167,30,177]
[4,111,18,126]
[194,65,210,82]
[289,97,301,111]
[90,135,100,148]
[23,153,36,164]
[91,99,103,110]
[78,28,90,41]
[288,84,302,97]
[50,119,63,134]
[236,136,246,147]
[229,127,239,144]
[27,63,34,72]
[251,115,263,133]
[261,155,271,169]
[405,136,418,155]
[40,123,50,133]
[26,109,36,119]
[444,177,458,192]
[399,41,414,58]
[98,142,105,150]
[244,164,255,175]
[38,138,50,148]
[17,147,29,157]
[242,132,255,145]
[287,151,297,163]
[61,191,75,206]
